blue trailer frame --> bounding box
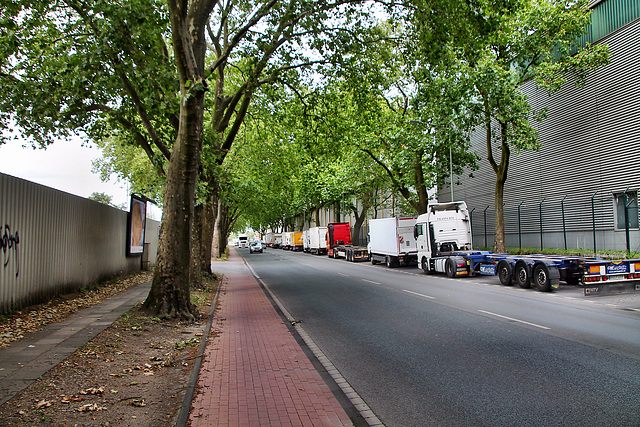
[434,250,640,294]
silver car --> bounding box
[249,241,263,253]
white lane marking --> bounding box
[403,290,435,300]
[337,272,349,277]
[362,279,381,285]
[478,310,551,330]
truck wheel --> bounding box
[515,261,531,288]
[421,258,429,274]
[533,263,552,292]
[371,257,378,265]
[497,260,512,286]
[445,258,456,278]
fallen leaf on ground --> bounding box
[76,403,106,412]
[131,399,146,407]
[61,395,84,404]
[80,386,105,395]
[35,400,52,409]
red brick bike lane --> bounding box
[188,249,354,426]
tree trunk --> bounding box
[415,153,430,214]
[494,177,506,252]
[200,199,215,275]
[143,0,211,320]
[352,196,372,246]
[482,96,510,254]
[493,123,510,253]
[212,197,229,259]
[144,100,202,320]
[191,204,204,288]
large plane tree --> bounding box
[1,0,382,319]
[411,0,610,252]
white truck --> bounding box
[368,217,418,267]
[283,232,293,250]
[414,201,473,276]
[238,233,249,248]
[302,230,310,252]
[306,226,327,255]
[265,232,282,248]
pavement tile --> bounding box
[0,281,151,405]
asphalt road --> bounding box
[240,247,640,426]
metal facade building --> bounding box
[441,6,640,252]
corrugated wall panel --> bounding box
[0,173,160,314]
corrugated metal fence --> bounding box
[469,192,639,253]
[0,173,160,314]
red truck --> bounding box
[326,222,369,262]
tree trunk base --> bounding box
[142,295,199,322]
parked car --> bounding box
[249,241,263,253]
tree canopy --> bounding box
[0,0,612,315]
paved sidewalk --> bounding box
[0,281,151,405]
[188,248,354,426]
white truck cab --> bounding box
[415,202,473,275]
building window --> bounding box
[614,191,639,229]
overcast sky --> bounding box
[0,127,167,220]
[0,136,162,219]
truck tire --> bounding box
[533,263,552,292]
[515,261,531,288]
[421,258,431,274]
[497,260,512,286]
[445,258,456,278]
[371,256,378,265]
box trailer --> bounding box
[306,227,328,255]
[368,217,418,267]
[302,230,310,252]
[283,232,293,250]
[292,231,304,251]
[284,231,303,251]
[265,232,282,248]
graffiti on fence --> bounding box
[1,224,20,278]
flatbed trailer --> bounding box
[331,244,370,262]
[420,249,640,294]
[415,202,640,293]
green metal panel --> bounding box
[584,0,640,44]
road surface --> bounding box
[239,247,640,426]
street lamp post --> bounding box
[449,146,454,202]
